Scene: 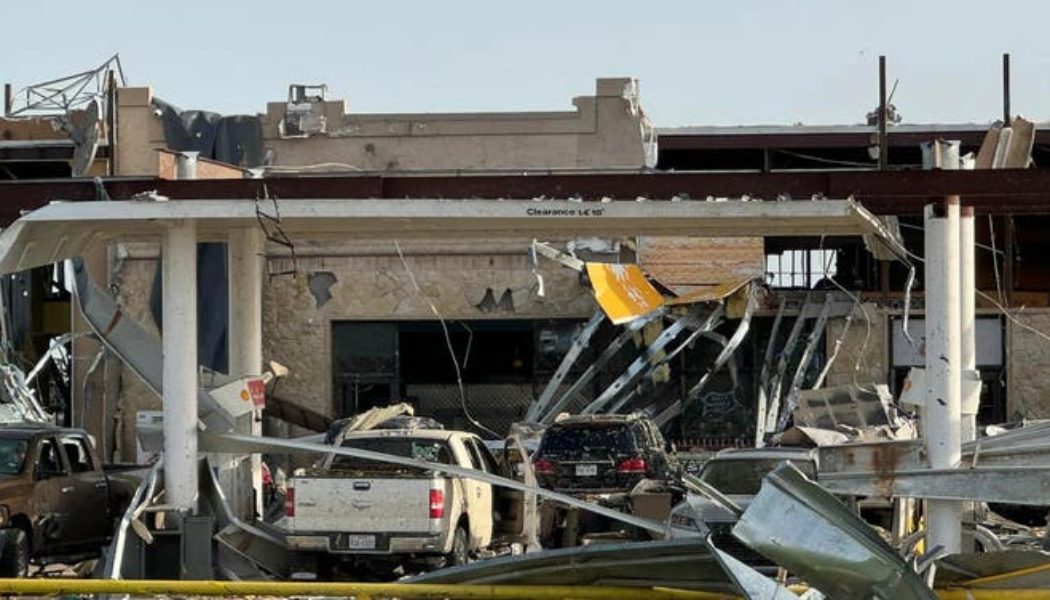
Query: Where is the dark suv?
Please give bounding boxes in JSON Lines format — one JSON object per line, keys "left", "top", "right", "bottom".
{"left": 532, "top": 414, "right": 677, "bottom": 494}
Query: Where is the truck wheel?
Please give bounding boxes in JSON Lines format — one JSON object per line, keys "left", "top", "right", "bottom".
{"left": 445, "top": 526, "right": 469, "bottom": 567}
{"left": 0, "top": 529, "right": 28, "bottom": 577}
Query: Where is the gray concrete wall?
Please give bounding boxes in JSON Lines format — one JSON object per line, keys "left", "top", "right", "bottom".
{"left": 1006, "top": 310, "right": 1050, "bottom": 419}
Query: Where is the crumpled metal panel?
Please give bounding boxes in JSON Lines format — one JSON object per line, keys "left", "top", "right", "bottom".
{"left": 732, "top": 462, "right": 934, "bottom": 600}
{"left": 935, "top": 549, "right": 1050, "bottom": 589}
{"left": 707, "top": 536, "right": 802, "bottom": 600}
{"left": 819, "top": 465, "right": 1050, "bottom": 505}
{"left": 407, "top": 538, "right": 732, "bottom": 589}
{"left": 71, "top": 257, "right": 235, "bottom": 432}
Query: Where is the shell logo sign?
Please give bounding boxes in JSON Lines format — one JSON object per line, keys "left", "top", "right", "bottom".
{"left": 238, "top": 380, "right": 266, "bottom": 405}
{"left": 247, "top": 378, "right": 266, "bottom": 407}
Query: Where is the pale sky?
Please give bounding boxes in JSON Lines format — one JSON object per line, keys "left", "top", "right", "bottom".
{"left": 2, "top": 0, "right": 1048, "bottom": 127}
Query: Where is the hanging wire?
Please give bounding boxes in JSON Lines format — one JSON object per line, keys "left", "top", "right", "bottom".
{"left": 393, "top": 240, "right": 500, "bottom": 439}
{"left": 899, "top": 222, "right": 1050, "bottom": 363}
{"left": 817, "top": 236, "right": 873, "bottom": 388}
{"left": 988, "top": 215, "right": 1006, "bottom": 307}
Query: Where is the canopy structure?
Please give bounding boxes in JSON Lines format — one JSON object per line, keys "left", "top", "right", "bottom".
{"left": 0, "top": 195, "right": 904, "bottom": 516}
{"left": 0, "top": 197, "right": 902, "bottom": 274}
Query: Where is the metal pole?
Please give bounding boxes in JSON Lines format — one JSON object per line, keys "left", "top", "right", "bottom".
{"left": 1003, "top": 53, "right": 1011, "bottom": 125}
{"left": 228, "top": 227, "right": 264, "bottom": 517}
{"left": 960, "top": 206, "right": 978, "bottom": 443}
{"left": 924, "top": 200, "right": 963, "bottom": 554}
{"left": 3, "top": 83, "right": 11, "bottom": 116}
{"left": 106, "top": 70, "right": 117, "bottom": 177}
{"left": 878, "top": 55, "right": 888, "bottom": 170}
{"left": 163, "top": 219, "right": 199, "bottom": 513}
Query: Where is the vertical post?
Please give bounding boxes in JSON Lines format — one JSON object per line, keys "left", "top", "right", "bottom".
{"left": 878, "top": 55, "right": 888, "bottom": 171}
{"left": 106, "top": 70, "right": 117, "bottom": 176}
{"left": 3, "top": 83, "right": 11, "bottom": 116}
{"left": 960, "top": 207, "right": 978, "bottom": 443}
{"left": 163, "top": 220, "right": 199, "bottom": 513}
{"left": 924, "top": 200, "right": 963, "bottom": 554}
{"left": 228, "top": 228, "right": 264, "bottom": 517}
{"left": 1002, "top": 53, "right": 1011, "bottom": 125}
{"left": 1004, "top": 216, "right": 1015, "bottom": 306}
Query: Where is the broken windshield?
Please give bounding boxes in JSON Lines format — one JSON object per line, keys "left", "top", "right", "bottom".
{"left": 539, "top": 424, "right": 635, "bottom": 459}
{"left": 330, "top": 438, "right": 453, "bottom": 474}
{"left": 699, "top": 458, "right": 816, "bottom": 496}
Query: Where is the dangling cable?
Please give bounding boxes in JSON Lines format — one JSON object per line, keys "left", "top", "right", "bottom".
{"left": 394, "top": 240, "right": 500, "bottom": 439}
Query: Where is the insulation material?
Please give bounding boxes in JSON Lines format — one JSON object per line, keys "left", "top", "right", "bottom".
{"left": 585, "top": 263, "right": 664, "bottom": 324}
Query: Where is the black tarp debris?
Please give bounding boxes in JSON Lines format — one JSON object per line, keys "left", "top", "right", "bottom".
{"left": 152, "top": 98, "right": 264, "bottom": 167}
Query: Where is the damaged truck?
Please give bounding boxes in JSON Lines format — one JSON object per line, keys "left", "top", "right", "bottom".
{"left": 283, "top": 427, "right": 526, "bottom": 575}
{"left": 0, "top": 424, "right": 142, "bottom": 576}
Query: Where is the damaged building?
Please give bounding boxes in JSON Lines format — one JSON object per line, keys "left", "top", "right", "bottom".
{"left": 8, "top": 53, "right": 1050, "bottom": 596}
{"left": 4, "top": 63, "right": 1050, "bottom": 458}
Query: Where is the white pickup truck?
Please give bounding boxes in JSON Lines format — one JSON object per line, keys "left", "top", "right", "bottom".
{"left": 283, "top": 429, "right": 508, "bottom": 572}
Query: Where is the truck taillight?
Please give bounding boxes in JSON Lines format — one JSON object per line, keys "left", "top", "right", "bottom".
{"left": 284, "top": 486, "right": 295, "bottom": 517}
{"left": 429, "top": 489, "right": 445, "bottom": 519}
{"left": 616, "top": 458, "right": 648, "bottom": 474}
{"left": 533, "top": 458, "right": 554, "bottom": 474}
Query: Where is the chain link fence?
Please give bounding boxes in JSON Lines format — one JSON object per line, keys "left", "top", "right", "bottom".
{"left": 406, "top": 382, "right": 597, "bottom": 438}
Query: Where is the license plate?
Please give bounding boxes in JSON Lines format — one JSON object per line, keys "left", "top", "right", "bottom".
{"left": 575, "top": 464, "right": 598, "bottom": 477}
{"left": 340, "top": 534, "right": 376, "bottom": 550}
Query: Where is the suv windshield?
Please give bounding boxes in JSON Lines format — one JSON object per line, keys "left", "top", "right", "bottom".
{"left": 330, "top": 437, "right": 453, "bottom": 474}
{"left": 540, "top": 423, "right": 635, "bottom": 459}
{"left": 699, "top": 458, "right": 816, "bottom": 495}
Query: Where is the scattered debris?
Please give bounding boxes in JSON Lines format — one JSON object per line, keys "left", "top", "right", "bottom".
{"left": 732, "top": 462, "right": 936, "bottom": 600}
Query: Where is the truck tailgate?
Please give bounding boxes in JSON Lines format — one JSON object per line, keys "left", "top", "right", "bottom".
{"left": 292, "top": 477, "right": 435, "bottom": 533}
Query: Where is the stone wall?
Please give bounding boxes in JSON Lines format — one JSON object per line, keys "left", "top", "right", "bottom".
{"left": 116, "top": 77, "right": 654, "bottom": 175}
{"left": 108, "top": 241, "right": 596, "bottom": 425}
{"left": 1006, "top": 309, "right": 1050, "bottom": 419}
{"left": 823, "top": 303, "right": 889, "bottom": 388}
{"left": 261, "top": 247, "right": 595, "bottom": 416}
{"left": 260, "top": 77, "right": 653, "bottom": 170}
{"left": 110, "top": 258, "right": 163, "bottom": 462}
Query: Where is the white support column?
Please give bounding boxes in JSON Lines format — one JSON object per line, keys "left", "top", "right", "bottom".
{"left": 960, "top": 207, "right": 979, "bottom": 443}
{"left": 228, "top": 229, "right": 264, "bottom": 378}
{"left": 924, "top": 200, "right": 962, "bottom": 554}
{"left": 228, "top": 228, "right": 264, "bottom": 517}
{"left": 163, "top": 220, "right": 199, "bottom": 513}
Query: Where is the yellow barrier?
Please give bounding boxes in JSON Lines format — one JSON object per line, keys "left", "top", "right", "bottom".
{"left": 0, "top": 578, "right": 734, "bottom": 599}
{"left": 0, "top": 577, "right": 1045, "bottom": 599}
{"left": 939, "top": 592, "right": 1050, "bottom": 600}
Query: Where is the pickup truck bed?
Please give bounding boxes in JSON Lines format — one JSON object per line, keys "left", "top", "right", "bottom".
{"left": 283, "top": 429, "right": 506, "bottom": 572}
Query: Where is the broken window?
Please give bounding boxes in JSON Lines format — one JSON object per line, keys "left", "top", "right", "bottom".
{"left": 763, "top": 237, "right": 881, "bottom": 291}
{"left": 765, "top": 249, "right": 836, "bottom": 289}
